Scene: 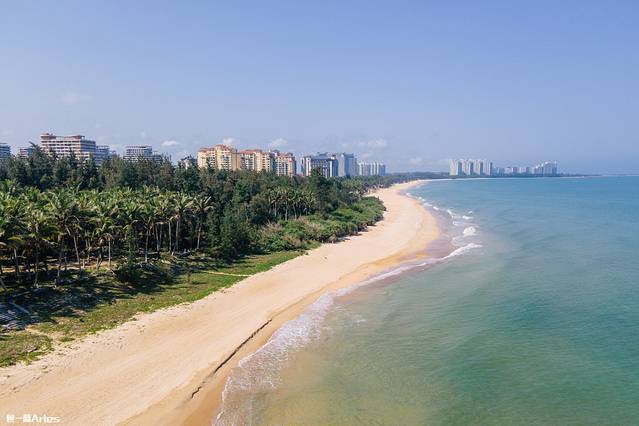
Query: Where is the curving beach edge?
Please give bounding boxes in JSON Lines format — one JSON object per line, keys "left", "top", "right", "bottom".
{"left": 0, "top": 180, "right": 439, "bottom": 426}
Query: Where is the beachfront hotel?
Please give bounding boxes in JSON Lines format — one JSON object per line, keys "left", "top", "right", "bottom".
{"left": 38, "top": 133, "right": 112, "bottom": 165}
{"left": 301, "top": 152, "right": 362, "bottom": 178}
{"left": 40, "top": 133, "right": 96, "bottom": 162}
{"left": 358, "top": 161, "right": 386, "bottom": 176}
{"left": 123, "top": 145, "right": 167, "bottom": 164}
{"left": 197, "top": 144, "right": 297, "bottom": 176}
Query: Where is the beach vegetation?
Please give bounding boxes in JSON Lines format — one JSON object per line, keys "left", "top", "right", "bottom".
{"left": 0, "top": 153, "right": 410, "bottom": 366}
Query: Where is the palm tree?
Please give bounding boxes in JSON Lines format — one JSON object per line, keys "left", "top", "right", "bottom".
{"left": 23, "top": 208, "right": 52, "bottom": 287}
{"left": 45, "top": 190, "right": 79, "bottom": 285}
{"left": 91, "top": 197, "right": 115, "bottom": 269}
{"left": 0, "top": 192, "right": 26, "bottom": 284}
{"left": 192, "top": 194, "right": 213, "bottom": 250}
{"left": 171, "top": 193, "right": 194, "bottom": 253}
{"left": 139, "top": 188, "right": 159, "bottom": 263}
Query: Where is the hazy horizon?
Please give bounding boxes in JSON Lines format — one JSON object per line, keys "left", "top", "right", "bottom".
{"left": 1, "top": 1, "right": 638, "bottom": 174}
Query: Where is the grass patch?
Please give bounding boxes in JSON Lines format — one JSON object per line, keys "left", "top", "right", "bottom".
{"left": 0, "top": 332, "right": 52, "bottom": 367}
{"left": 0, "top": 251, "right": 303, "bottom": 367}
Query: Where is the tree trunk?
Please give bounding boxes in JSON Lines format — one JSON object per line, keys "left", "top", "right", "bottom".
{"left": 33, "top": 250, "right": 39, "bottom": 287}
{"left": 196, "top": 219, "right": 202, "bottom": 251}
{"left": 96, "top": 245, "right": 102, "bottom": 270}
{"left": 0, "top": 262, "right": 7, "bottom": 297}
{"left": 73, "top": 235, "right": 81, "bottom": 270}
{"left": 0, "top": 269, "right": 7, "bottom": 302}
{"left": 56, "top": 239, "right": 64, "bottom": 286}
{"left": 174, "top": 219, "right": 180, "bottom": 253}
{"left": 144, "top": 229, "right": 150, "bottom": 263}
{"left": 155, "top": 225, "right": 161, "bottom": 258}
{"left": 13, "top": 248, "right": 20, "bottom": 283}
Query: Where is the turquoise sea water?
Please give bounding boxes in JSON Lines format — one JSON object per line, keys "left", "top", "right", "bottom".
{"left": 217, "top": 176, "right": 639, "bottom": 425}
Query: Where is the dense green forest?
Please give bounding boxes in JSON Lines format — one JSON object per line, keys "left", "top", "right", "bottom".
{"left": 0, "top": 148, "right": 418, "bottom": 292}
{"left": 0, "top": 148, "right": 445, "bottom": 365}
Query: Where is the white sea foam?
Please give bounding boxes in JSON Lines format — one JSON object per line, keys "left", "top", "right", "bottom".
{"left": 442, "top": 242, "right": 483, "bottom": 259}
{"left": 217, "top": 291, "right": 340, "bottom": 424}
{"left": 462, "top": 215, "right": 473, "bottom": 220}
{"left": 463, "top": 226, "right": 477, "bottom": 237}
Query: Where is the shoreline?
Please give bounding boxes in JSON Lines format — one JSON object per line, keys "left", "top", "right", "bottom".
{"left": 0, "top": 180, "right": 439, "bottom": 426}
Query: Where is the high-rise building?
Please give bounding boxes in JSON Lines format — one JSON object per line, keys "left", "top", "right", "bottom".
{"left": 95, "top": 145, "right": 113, "bottom": 165}
{"left": 450, "top": 159, "right": 493, "bottom": 176}
{"left": 301, "top": 152, "right": 358, "bottom": 178}
{"left": 123, "top": 145, "right": 152, "bottom": 160}
{"left": 462, "top": 159, "right": 475, "bottom": 175}
{"left": 198, "top": 144, "right": 297, "bottom": 176}
{"left": 178, "top": 156, "right": 197, "bottom": 169}
{"left": 40, "top": 133, "right": 98, "bottom": 163}
{"left": 450, "top": 159, "right": 463, "bottom": 176}
{"left": 273, "top": 151, "right": 297, "bottom": 176}
{"left": 473, "top": 159, "right": 484, "bottom": 176}
{"left": 18, "top": 147, "right": 34, "bottom": 159}
{"left": 239, "top": 149, "right": 276, "bottom": 173}
{"left": 334, "top": 153, "right": 358, "bottom": 177}
{"left": 0, "top": 143, "right": 11, "bottom": 159}
{"left": 197, "top": 144, "right": 241, "bottom": 170}
{"left": 358, "top": 162, "right": 386, "bottom": 176}
{"left": 123, "top": 145, "right": 167, "bottom": 164}
{"left": 301, "top": 153, "right": 338, "bottom": 178}
{"left": 541, "top": 161, "right": 558, "bottom": 176}
{"left": 482, "top": 160, "right": 493, "bottom": 176}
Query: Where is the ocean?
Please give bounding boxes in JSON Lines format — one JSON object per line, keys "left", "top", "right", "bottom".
{"left": 216, "top": 176, "right": 639, "bottom": 425}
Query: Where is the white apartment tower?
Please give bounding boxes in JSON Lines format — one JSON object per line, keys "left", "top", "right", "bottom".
{"left": 450, "top": 159, "right": 493, "bottom": 177}
{"left": 40, "top": 133, "right": 98, "bottom": 163}
{"left": 123, "top": 145, "right": 167, "bottom": 164}
{"left": 358, "top": 162, "right": 386, "bottom": 176}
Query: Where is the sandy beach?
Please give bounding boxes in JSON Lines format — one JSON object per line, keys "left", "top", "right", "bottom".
{"left": 0, "top": 180, "right": 439, "bottom": 425}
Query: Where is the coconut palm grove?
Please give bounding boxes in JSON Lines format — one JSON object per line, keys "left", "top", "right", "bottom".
{"left": 0, "top": 148, "right": 441, "bottom": 366}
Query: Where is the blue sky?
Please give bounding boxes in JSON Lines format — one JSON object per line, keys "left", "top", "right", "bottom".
{"left": 1, "top": 1, "right": 638, "bottom": 173}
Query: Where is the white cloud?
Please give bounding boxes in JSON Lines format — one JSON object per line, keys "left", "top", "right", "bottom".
{"left": 222, "top": 137, "right": 238, "bottom": 147}
{"left": 161, "top": 140, "right": 180, "bottom": 147}
{"left": 409, "top": 157, "right": 423, "bottom": 165}
{"left": 61, "top": 91, "right": 91, "bottom": 105}
{"left": 357, "top": 139, "right": 388, "bottom": 149}
{"left": 269, "top": 138, "right": 289, "bottom": 148}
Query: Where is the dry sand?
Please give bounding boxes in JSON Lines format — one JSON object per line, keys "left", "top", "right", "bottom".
{"left": 0, "top": 180, "right": 438, "bottom": 425}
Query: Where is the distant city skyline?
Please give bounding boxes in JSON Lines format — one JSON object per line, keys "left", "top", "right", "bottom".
{"left": 1, "top": 2, "right": 638, "bottom": 174}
